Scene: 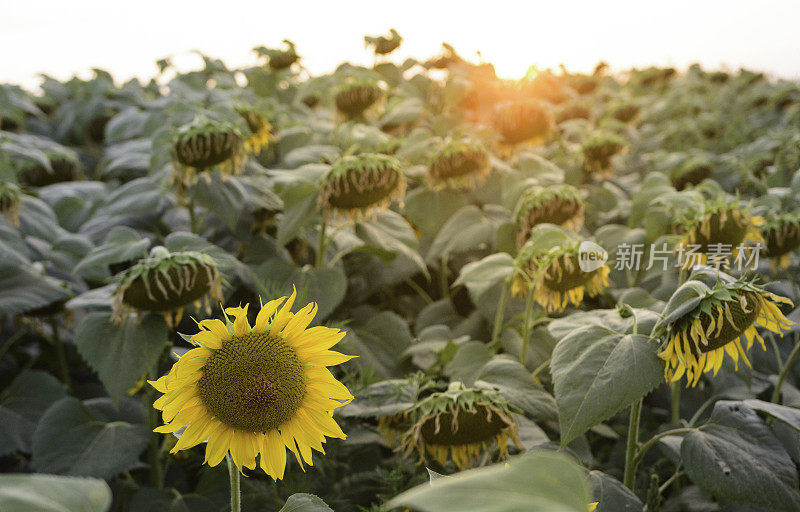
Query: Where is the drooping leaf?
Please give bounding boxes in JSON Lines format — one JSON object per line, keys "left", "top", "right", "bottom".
{"left": 0, "top": 474, "right": 112, "bottom": 512}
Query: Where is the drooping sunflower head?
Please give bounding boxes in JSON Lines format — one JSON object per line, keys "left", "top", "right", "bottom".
{"left": 581, "top": 131, "right": 626, "bottom": 177}
{"left": 335, "top": 79, "right": 383, "bottom": 118}
{"left": 512, "top": 226, "right": 609, "bottom": 313}
{"left": 761, "top": 211, "right": 800, "bottom": 270}
{"left": 556, "top": 102, "right": 593, "bottom": 125}
{"left": 254, "top": 40, "right": 300, "bottom": 71}
{"left": 671, "top": 155, "right": 713, "bottom": 191}
{"left": 318, "top": 153, "right": 406, "bottom": 221}
{"left": 609, "top": 102, "right": 641, "bottom": 123}
{"left": 0, "top": 181, "right": 21, "bottom": 227}
{"left": 235, "top": 105, "right": 273, "bottom": 154}
{"left": 676, "top": 196, "right": 765, "bottom": 268}
{"left": 171, "top": 119, "right": 247, "bottom": 193}
{"left": 399, "top": 382, "right": 522, "bottom": 470}
{"left": 492, "top": 99, "right": 553, "bottom": 145}
{"left": 514, "top": 185, "right": 585, "bottom": 246}
{"left": 655, "top": 269, "right": 794, "bottom": 387}
{"left": 19, "top": 149, "right": 81, "bottom": 187}
{"left": 149, "top": 287, "right": 354, "bottom": 478}
{"left": 112, "top": 246, "right": 223, "bottom": 327}
{"left": 427, "top": 138, "right": 491, "bottom": 189}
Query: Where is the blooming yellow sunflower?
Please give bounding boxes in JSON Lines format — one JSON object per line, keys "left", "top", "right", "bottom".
{"left": 675, "top": 197, "right": 764, "bottom": 269}
{"left": 761, "top": 212, "right": 800, "bottom": 270}
{"left": 398, "top": 382, "right": 522, "bottom": 471}
{"left": 318, "top": 153, "right": 406, "bottom": 221}
{"left": 655, "top": 272, "right": 794, "bottom": 387}
{"left": 512, "top": 228, "right": 610, "bottom": 314}
{"left": 149, "top": 287, "right": 355, "bottom": 478}
{"left": 427, "top": 138, "right": 491, "bottom": 189}
{"left": 514, "top": 185, "right": 585, "bottom": 247}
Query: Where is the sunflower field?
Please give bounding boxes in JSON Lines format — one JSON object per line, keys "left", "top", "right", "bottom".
{"left": 2, "top": 33, "right": 800, "bottom": 512}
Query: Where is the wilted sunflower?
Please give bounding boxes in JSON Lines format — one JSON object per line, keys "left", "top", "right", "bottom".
{"left": 582, "top": 131, "right": 626, "bottom": 177}
{"left": 556, "top": 102, "right": 593, "bottom": 124}
{"left": 492, "top": 99, "right": 553, "bottom": 145}
{"left": 0, "top": 181, "right": 21, "bottom": 227}
{"left": 512, "top": 232, "right": 609, "bottom": 314}
{"left": 761, "top": 212, "right": 800, "bottom": 270}
{"left": 112, "top": 247, "right": 223, "bottom": 327}
{"left": 514, "top": 185, "right": 585, "bottom": 246}
{"left": 335, "top": 80, "right": 383, "bottom": 118}
{"left": 609, "top": 102, "right": 640, "bottom": 123}
{"left": 318, "top": 153, "right": 406, "bottom": 221}
{"left": 18, "top": 150, "right": 81, "bottom": 187}
{"left": 171, "top": 119, "right": 247, "bottom": 194}
{"left": 235, "top": 106, "right": 272, "bottom": 154}
{"left": 365, "top": 29, "right": 402, "bottom": 56}
{"left": 398, "top": 382, "right": 522, "bottom": 470}
{"left": 655, "top": 272, "right": 794, "bottom": 387}
{"left": 675, "top": 197, "right": 764, "bottom": 268}
{"left": 671, "top": 156, "right": 713, "bottom": 191}
{"left": 149, "top": 288, "right": 354, "bottom": 478}
{"left": 427, "top": 138, "right": 490, "bottom": 189}
{"left": 253, "top": 40, "right": 300, "bottom": 71}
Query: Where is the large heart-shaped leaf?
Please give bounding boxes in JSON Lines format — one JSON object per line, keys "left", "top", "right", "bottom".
{"left": 0, "top": 371, "right": 67, "bottom": 455}
{"left": 386, "top": 450, "right": 591, "bottom": 512}
{"left": 681, "top": 401, "right": 800, "bottom": 512}
{"left": 551, "top": 327, "right": 663, "bottom": 444}
{"left": 475, "top": 357, "right": 557, "bottom": 422}
{"left": 0, "top": 474, "right": 112, "bottom": 512}
{"left": 279, "top": 493, "right": 334, "bottom": 512}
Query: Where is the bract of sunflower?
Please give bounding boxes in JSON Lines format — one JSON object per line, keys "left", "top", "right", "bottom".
{"left": 514, "top": 185, "right": 585, "bottom": 247}
{"left": 334, "top": 79, "right": 383, "bottom": 118}
{"left": 0, "top": 181, "right": 21, "bottom": 227}
{"left": 318, "top": 153, "right": 406, "bottom": 222}
{"left": 149, "top": 287, "right": 354, "bottom": 479}
{"left": 674, "top": 196, "right": 765, "bottom": 269}
{"left": 397, "top": 382, "right": 522, "bottom": 471}
{"left": 111, "top": 246, "right": 223, "bottom": 327}
{"left": 512, "top": 227, "right": 609, "bottom": 314}
{"left": 492, "top": 99, "right": 553, "bottom": 146}
{"left": 654, "top": 269, "right": 794, "bottom": 387}
{"left": 427, "top": 138, "right": 490, "bottom": 189}
{"left": 761, "top": 211, "right": 800, "bottom": 270}
{"left": 170, "top": 118, "right": 247, "bottom": 195}
{"left": 235, "top": 105, "right": 273, "bottom": 154}
{"left": 581, "top": 131, "right": 626, "bottom": 177}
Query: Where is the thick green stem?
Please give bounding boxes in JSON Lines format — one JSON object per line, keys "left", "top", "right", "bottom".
{"left": 227, "top": 454, "right": 241, "bottom": 512}
{"left": 50, "top": 318, "right": 72, "bottom": 392}
{"left": 439, "top": 255, "right": 449, "bottom": 300}
{"left": 315, "top": 219, "right": 328, "bottom": 268}
{"left": 632, "top": 428, "right": 694, "bottom": 468}
{"left": 670, "top": 382, "right": 681, "bottom": 424}
{"left": 490, "top": 279, "right": 510, "bottom": 349}
{"left": 520, "top": 286, "right": 536, "bottom": 365}
{"left": 623, "top": 399, "right": 643, "bottom": 491}
{"left": 771, "top": 334, "right": 800, "bottom": 404}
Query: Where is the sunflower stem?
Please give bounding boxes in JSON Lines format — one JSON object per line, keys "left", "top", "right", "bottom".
{"left": 227, "top": 454, "right": 241, "bottom": 512}
{"left": 623, "top": 398, "right": 643, "bottom": 491}
{"left": 632, "top": 428, "right": 694, "bottom": 468}
{"left": 670, "top": 382, "right": 681, "bottom": 424}
{"left": 490, "top": 278, "right": 510, "bottom": 349}
{"left": 315, "top": 219, "right": 328, "bottom": 268}
{"left": 520, "top": 285, "right": 536, "bottom": 365}
{"left": 771, "top": 333, "right": 800, "bottom": 404}
{"left": 439, "top": 255, "right": 449, "bottom": 299}
{"left": 50, "top": 318, "right": 72, "bottom": 392}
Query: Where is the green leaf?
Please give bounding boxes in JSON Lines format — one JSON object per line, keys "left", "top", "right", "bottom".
{"left": 475, "top": 357, "right": 558, "bottom": 422}
{"left": 588, "top": 471, "right": 643, "bottom": 512}
{"left": 354, "top": 210, "right": 427, "bottom": 277}
{"left": 73, "top": 226, "right": 149, "bottom": 280}
{"left": 129, "top": 488, "right": 217, "bottom": 512}
{"left": 289, "top": 266, "right": 347, "bottom": 321}
{"left": 279, "top": 493, "right": 334, "bottom": 512}
{"left": 682, "top": 400, "right": 800, "bottom": 512}
{"left": 0, "top": 265, "right": 71, "bottom": 315}
{"left": 445, "top": 341, "right": 492, "bottom": 386}
{"left": 743, "top": 399, "right": 800, "bottom": 432}
{"left": 0, "top": 371, "right": 67, "bottom": 455}
{"left": 551, "top": 329, "right": 663, "bottom": 444}
{"left": 426, "top": 205, "right": 502, "bottom": 262}
{"left": 32, "top": 397, "right": 149, "bottom": 479}
{"left": 75, "top": 313, "right": 169, "bottom": 406}
{"left": 344, "top": 310, "right": 413, "bottom": 378}
{"left": 386, "top": 450, "right": 591, "bottom": 512}
{"left": 0, "top": 474, "right": 112, "bottom": 512}
{"left": 453, "top": 252, "right": 514, "bottom": 298}
{"left": 403, "top": 187, "right": 468, "bottom": 238}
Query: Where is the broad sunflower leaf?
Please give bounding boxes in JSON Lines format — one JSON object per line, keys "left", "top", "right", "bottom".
{"left": 129, "top": 488, "right": 217, "bottom": 512}
{"left": 743, "top": 399, "right": 800, "bottom": 432}
{"left": 32, "top": 397, "right": 149, "bottom": 479}
{"left": 475, "top": 357, "right": 558, "bottom": 422}
{"left": 681, "top": 401, "right": 800, "bottom": 512}
{"left": 0, "top": 474, "right": 112, "bottom": 512}
{"left": 426, "top": 205, "right": 503, "bottom": 262}
{"left": 386, "top": 450, "right": 591, "bottom": 512}
{"left": 588, "top": 471, "right": 643, "bottom": 512}
{"left": 74, "top": 312, "right": 169, "bottom": 406}
{"left": 551, "top": 329, "right": 663, "bottom": 444}
{"left": 453, "top": 252, "right": 514, "bottom": 298}
{"left": 0, "top": 265, "right": 71, "bottom": 316}
{"left": 0, "top": 371, "right": 67, "bottom": 456}
{"left": 73, "top": 226, "right": 149, "bottom": 280}
{"left": 279, "top": 493, "right": 334, "bottom": 512}
{"left": 344, "top": 309, "right": 413, "bottom": 378}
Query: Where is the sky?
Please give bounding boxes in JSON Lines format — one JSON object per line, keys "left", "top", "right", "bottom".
{"left": 2, "top": 1, "right": 800, "bottom": 90}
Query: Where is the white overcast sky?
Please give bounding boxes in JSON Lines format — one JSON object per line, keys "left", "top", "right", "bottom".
{"left": 2, "top": 0, "right": 799, "bottom": 90}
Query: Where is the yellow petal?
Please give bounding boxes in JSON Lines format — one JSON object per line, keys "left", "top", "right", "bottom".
{"left": 269, "top": 286, "right": 297, "bottom": 337}
{"left": 225, "top": 304, "right": 251, "bottom": 337}
{"left": 255, "top": 296, "right": 286, "bottom": 332}
{"left": 205, "top": 425, "right": 234, "bottom": 467}
{"left": 191, "top": 330, "right": 223, "bottom": 350}
{"left": 198, "top": 319, "right": 231, "bottom": 341}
